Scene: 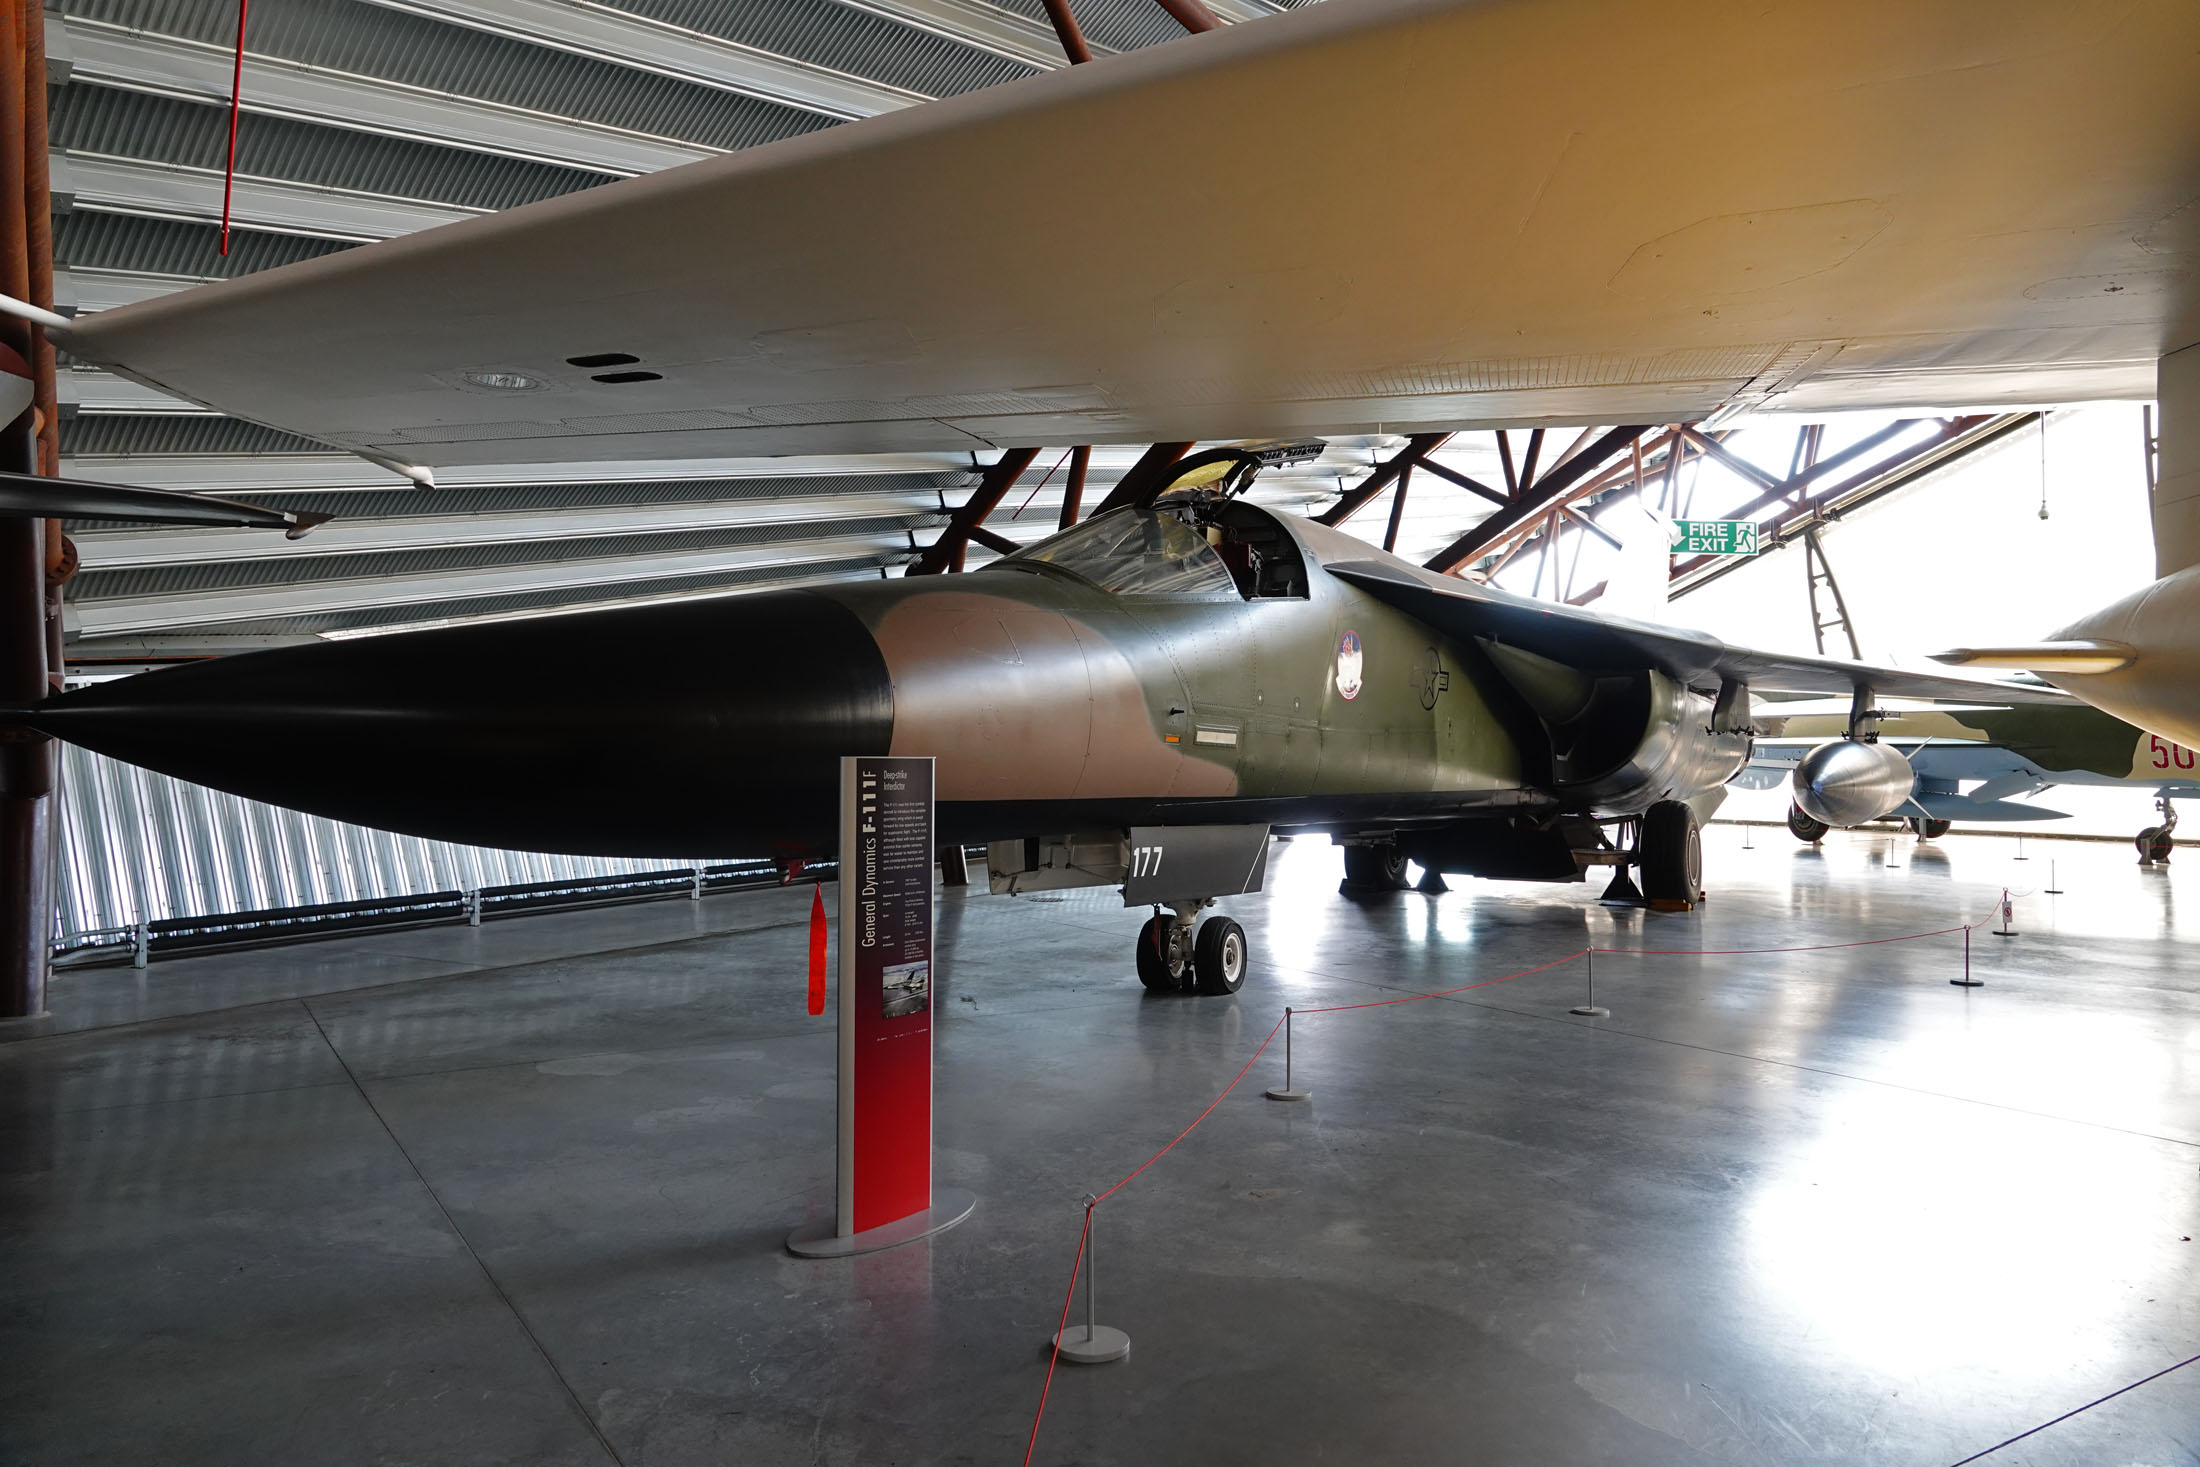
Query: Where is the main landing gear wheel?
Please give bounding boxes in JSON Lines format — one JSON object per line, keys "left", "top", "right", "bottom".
{"left": 1909, "top": 817, "right": 1952, "bottom": 840}
{"left": 1640, "top": 800, "right": 1702, "bottom": 908}
{"left": 1341, "top": 841, "right": 1411, "bottom": 891}
{"left": 2139, "top": 794, "right": 2179, "bottom": 864}
{"left": 1787, "top": 803, "right": 1830, "bottom": 844}
{"left": 1193, "top": 917, "right": 1248, "bottom": 995}
{"left": 1135, "top": 915, "right": 1190, "bottom": 992}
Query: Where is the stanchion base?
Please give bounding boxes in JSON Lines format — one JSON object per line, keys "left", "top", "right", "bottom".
{"left": 786, "top": 1188, "right": 976, "bottom": 1259}
{"left": 1950, "top": 978, "right": 1985, "bottom": 987}
{"left": 2045, "top": 888, "right": 2063, "bottom": 895}
{"left": 1264, "top": 1086, "right": 1311, "bottom": 1102}
{"left": 1992, "top": 929, "right": 2017, "bottom": 937}
{"left": 1051, "top": 1324, "right": 1130, "bottom": 1364}
{"left": 1570, "top": 1005, "right": 1610, "bottom": 1017}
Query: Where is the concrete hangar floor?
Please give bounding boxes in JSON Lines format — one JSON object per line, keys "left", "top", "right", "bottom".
{"left": 1, "top": 829, "right": 2195, "bottom": 1465}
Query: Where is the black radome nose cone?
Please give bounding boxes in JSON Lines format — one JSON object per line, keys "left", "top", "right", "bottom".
{"left": 25, "top": 590, "right": 893, "bottom": 857}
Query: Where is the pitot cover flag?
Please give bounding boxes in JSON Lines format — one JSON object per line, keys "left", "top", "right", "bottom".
{"left": 807, "top": 885, "right": 827, "bottom": 1016}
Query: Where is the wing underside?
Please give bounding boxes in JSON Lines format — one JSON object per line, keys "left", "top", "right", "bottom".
{"left": 50, "top": 0, "right": 2200, "bottom": 469}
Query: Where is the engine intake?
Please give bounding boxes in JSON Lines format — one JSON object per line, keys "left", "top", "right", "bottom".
{"left": 1792, "top": 739, "right": 1915, "bottom": 827}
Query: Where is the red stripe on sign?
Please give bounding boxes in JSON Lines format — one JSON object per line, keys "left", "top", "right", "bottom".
{"left": 807, "top": 885, "right": 827, "bottom": 1015}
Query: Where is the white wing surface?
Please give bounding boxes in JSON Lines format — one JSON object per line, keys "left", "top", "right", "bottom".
{"left": 58, "top": 0, "right": 2200, "bottom": 470}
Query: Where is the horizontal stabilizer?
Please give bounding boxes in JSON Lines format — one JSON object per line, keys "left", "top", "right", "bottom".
{"left": 1909, "top": 793, "right": 2067, "bottom": 822}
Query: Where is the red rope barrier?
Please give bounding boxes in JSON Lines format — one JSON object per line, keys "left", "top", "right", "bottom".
{"left": 1020, "top": 1208, "right": 1091, "bottom": 1467}
{"left": 1021, "top": 900, "right": 2022, "bottom": 1461}
{"left": 1592, "top": 924, "right": 1978, "bottom": 956}
{"left": 1295, "top": 949, "right": 1589, "bottom": 1014}
{"left": 1094, "top": 1012, "right": 1285, "bottom": 1204}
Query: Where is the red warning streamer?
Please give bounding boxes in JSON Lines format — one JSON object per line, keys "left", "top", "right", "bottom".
{"left": 806, "top": 885, "right": 827, "bottom": 1015}
{"left": 219, "top": 0, "right": 248, "bottom": 255}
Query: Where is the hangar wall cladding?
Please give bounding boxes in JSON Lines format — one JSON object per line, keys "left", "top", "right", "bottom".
{"left": 50, "top": 745, "right": 729, "bottom": 953}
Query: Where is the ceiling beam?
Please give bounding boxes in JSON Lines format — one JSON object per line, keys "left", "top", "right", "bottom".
{"left": 66, "top": 155, "right": 485, "bottom": 242}
{"left": 71, "top": 493, "right": 954, "bottom": 570}
{"left": 835, "top": 0, "right": 1087, "bottom": 69}
{"left": 71, "top": 532, "right": 918, "bottom": 636}
{"left": 59, "top": 18, "right": 715, "bottom": 178}
{"left": 1314, "top": 432, "right": 1450, "bottom": 527}
{"left": 1422, "top": 426, "right": 1654, "bottom": 574}
{"left": 907, "top": 446, "right": 1041, "bottom": 573}
{"left": 358, "top": 0, "right": 929, "bottom": 121}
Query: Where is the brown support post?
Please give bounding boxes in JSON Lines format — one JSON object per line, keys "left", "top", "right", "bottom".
{"left": 1515, "top": 428, "right": 1545, "bottom": 491}
{"left": 1087, "top": 441, "right": 1193, "bottom": 517}
{"left": 1381, "top": 462, "right": 1412, "bottom": 553}
{"left": 908, "top": 447, "right": 1043, "bottom": 575}
{"left": 1410, "top": 454, "right": 1507, "bottom": 506}
{"left": 1151, "top": 0, "right": 1221, "bottom": 33}
{"left": 1039, "top": 0, "right": 1094, "bottom": 63}
{"left": 1496, "top": 431, "right": 1518, "bottom": 496}
{"left": 1423, "top": 426, "right": 1652, "bottom": 575}
{"left": 1, "top": 0, "right": 56, "bottom": 1020}
{"left": 1314, "top": 432, "right": 1449, "bottom": 527}
{"left": 1057, "top": 444, "right": 1090, "bottom": 530}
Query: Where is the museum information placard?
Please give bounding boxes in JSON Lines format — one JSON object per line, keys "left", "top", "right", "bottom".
{"left": 837, "top": 755, "right": 935, "bottom": 1235}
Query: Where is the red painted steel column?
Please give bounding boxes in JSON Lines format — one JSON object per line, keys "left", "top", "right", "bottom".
{"left": 1, "top": 0, "right": 57, "bottom": 1019}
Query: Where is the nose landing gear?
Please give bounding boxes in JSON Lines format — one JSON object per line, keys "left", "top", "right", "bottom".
{"left": 2138, "top": 796, "right": 2178, "bottom": 865}
{"left": 1136, "top": 901, "right": 1249, "bottom": 995}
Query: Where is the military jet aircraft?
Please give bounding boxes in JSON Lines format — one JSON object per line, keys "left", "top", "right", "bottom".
{"left": 0, "top": 0, "right": 2191, "bottom": 995}
{"left": 5, "top": 452, "right": 2063, "bottom": 994}
{"left": 1739, "top": 699, "right": 2198, "bottom": 861}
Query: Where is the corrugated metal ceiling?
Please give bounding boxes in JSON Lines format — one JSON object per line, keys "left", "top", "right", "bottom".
{"left": 46, "top": 0, "right": 1295, "bottom": 646}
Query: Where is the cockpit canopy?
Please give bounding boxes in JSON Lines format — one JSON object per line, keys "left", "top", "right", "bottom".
{"left": 989, "top": 496, "right": 1309, "bottom": 600}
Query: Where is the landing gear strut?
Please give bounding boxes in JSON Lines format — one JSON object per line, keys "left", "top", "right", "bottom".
{"left": 2138, "top": 796, "right": 2178, "bottom": 865}
{"left": 1136, "top": 901, "right": 1248, "bottom": 995}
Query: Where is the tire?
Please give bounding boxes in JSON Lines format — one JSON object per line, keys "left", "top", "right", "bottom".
{"left": 1342, "top": 842, "right": 1410, "bottom": 890}
{"left": 1922, "top": 818, "right": 1951, "bottom": 840}
{"left": 1136, "top": 915, "right": 1188, "bottom": 992}
{"left": 1192, "top": 916, "right": 1248, "bottom": 996}
{"left": 1787, "top": 803, "right": 1829, "bottom": 844}
{"left": 2139, "top": 828, "right": 2175, "bottom": 864}
{"left": 1641, "top": 801, "right": 1702, "bottom": 904}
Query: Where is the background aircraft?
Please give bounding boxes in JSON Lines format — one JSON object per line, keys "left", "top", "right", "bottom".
{"left": 1739, "top": 699, "right": 2199, "bottom": 860}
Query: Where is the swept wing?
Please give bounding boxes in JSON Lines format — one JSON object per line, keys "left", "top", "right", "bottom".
{"left": 46, "top": 0, "right": 2200, "bottom": 470}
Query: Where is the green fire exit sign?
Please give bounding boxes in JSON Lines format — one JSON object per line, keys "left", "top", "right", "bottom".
{"left": 1672, "top": 520, "right": 1761, "bottom": 556}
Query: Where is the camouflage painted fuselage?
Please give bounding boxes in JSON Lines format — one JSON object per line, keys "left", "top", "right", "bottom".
{"left": 20, "top": 503, "right": 1752, "bottom": 860}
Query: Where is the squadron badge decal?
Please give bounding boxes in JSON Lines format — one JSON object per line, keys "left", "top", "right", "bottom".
{"left": 1335, "top": 629, "right": 1364, "bottom": 701}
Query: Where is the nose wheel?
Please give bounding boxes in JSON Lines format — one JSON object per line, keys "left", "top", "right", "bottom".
{"left": 1787, "top": 803, "right": 1830, "bottom": 843}
{"left": 1135, "top": 903, "right": 1248, "bottom": 995}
